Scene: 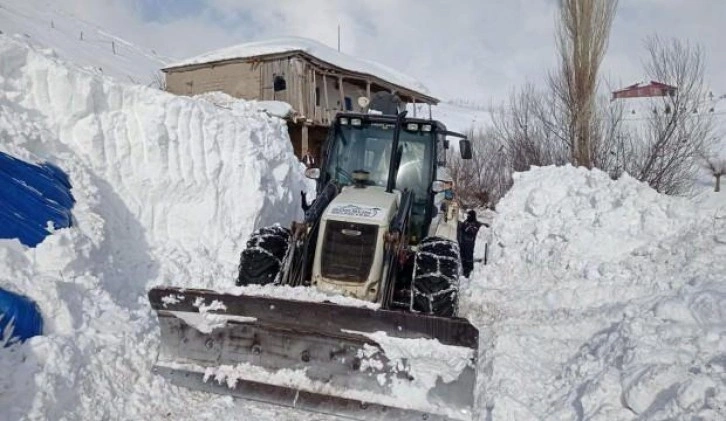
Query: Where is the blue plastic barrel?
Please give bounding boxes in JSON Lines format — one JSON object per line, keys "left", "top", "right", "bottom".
{"left": 0, "top": 152, "right": 75, "bottom": 247}
{"left": 0, "top": 287, "right": 43, "bottom": 345}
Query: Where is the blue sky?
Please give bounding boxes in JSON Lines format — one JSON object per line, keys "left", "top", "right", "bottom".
{"left": 56, "top": 0, "right": 726, "bottom": 105}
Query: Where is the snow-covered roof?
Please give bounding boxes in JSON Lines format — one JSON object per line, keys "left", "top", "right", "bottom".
{"left": 164, "top": 36, "right": 433, "bottom": 99}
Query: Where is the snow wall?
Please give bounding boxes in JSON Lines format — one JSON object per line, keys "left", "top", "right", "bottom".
{"left": 0, "top": 33, "right": 310, "bottom": 420}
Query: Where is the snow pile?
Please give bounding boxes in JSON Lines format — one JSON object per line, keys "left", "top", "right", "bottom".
{"left": 194, "top": 91, "right": 294, "bottom": 120}
{"left": 462, "top": 165, "right": 726, "bottom": 420}
{"left": 0, "top": 34, "right": 317, "bottom": 420}
{"left": 225, "top": 284, "right": 381, "bottom": 309}
{"left": 166, "top": 36, "right": 431, "bottom": 96}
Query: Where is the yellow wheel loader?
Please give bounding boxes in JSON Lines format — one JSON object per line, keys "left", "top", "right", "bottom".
{"left": 148, "top": 105, "right": 480, "bottom": 420}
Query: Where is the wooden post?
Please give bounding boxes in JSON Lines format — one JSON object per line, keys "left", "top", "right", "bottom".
{"left": 339, "top": 76, "right": 345, "bottom": 111}
{"left": 366, "top": 80, "right": 371, "bottom": 100}
{"left": 302, "top": 124, "right": 309, "bottom": 154}
{"left": 323, "top": 74, "right": 330, "bottom": 123}
{"left": 312, "top": 71, "right": 317, "bottom": 122}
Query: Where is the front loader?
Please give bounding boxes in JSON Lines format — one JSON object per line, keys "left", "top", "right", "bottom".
{"left": 148, "top": 105, "right": 480, "bottom": 420}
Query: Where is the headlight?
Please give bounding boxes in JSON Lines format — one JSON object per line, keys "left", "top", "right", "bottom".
{"left": 407, "top": 123, "right": 419, "bottom": 131}
{"left": 340, "top": 117, "right": 349, "bottom": 125}
{"left": 351, "top": 118, "right": 362, "bottom": 126}
{"left": 422, "top": 124, "right": 432, "bottom": 132}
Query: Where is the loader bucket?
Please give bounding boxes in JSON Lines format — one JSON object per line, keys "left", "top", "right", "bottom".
{"left": 148, "top": 286, "right": 480, "bottom": 420}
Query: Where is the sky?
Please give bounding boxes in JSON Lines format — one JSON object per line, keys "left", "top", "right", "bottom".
{"left": 48, "top": 0, "right": 726, "bottom": 106}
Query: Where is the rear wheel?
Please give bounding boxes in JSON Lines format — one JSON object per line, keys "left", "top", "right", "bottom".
{"left": 237, "top": 225, "right": 291, "bottom": 286}
{"left": 411, "top": 236, "right": 461, "bottom": 317}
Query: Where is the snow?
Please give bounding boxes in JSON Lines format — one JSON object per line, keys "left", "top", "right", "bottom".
{"left": 165, "top": 36, "right": 432, "bottom": 97}
{"left": 344, "top": 330, "right": 474, "bottom": 385}
{"left": 460, "top": 165, "right": 726, "bottom": 420}
{"left": 0, "top": 34, "right": 318, "bottom": 420}
{"left": 223, "top": 284, "right": 381, "bottom": 309}
{"left": 1, "top": 4, "right": 726, "bottom": 420}
{"left": 194, "top": 91, "right": 294, "bottom": 120}
{"left": 0, "top": 0, "right": 170, "bottom": 85}
{"left": 418, "top": 101, "right": 494, "bottom": 134}
{"left": 180, "top": 353, "right": 471, "bottom": 420}
{"left": 169, "top": 312, "right": 257, "bottom": 335}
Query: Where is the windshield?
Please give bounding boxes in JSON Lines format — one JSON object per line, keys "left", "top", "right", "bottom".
{"left": 326, "top": 121, "right": 435, "bottom": 241}
{"left": 327, "top": 122, "right": 433, "bottom": 195}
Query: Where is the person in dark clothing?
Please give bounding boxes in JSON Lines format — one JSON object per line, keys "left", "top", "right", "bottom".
{"left": 458, "top": 210, "right": 485, "bottom": 278}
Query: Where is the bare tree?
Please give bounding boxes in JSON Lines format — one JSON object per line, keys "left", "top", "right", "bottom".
{"left": 448, "top": 128, "right": 511, "bottom": 209}
{"left": 493, "top": 85, "right": 568, "bottom": 171}
{"left": 551, "top": 0, "right": 619, "bottom": 168}
{"left": 623, "top": 36, "right": 714, "bottom": 195}
{"left": 702, "top": 154, "right": 726, "bottom": 192}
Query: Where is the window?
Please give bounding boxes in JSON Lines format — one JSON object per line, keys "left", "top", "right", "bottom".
{"left": 273, "top": 75, "right": 286, "bottom": 92}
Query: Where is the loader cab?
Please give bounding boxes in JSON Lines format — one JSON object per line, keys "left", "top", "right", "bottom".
{"left": 313, "top": 113, "right": 462, "bottom": 243}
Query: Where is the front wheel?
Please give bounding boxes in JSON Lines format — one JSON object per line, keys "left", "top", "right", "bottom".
{"left": 411, "top": 236, "right": 461, "bottom": 317}
{"left": 237, "top": 225, "right": 291, "bottom": 286}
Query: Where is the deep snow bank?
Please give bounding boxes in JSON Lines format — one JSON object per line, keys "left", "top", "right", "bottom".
{"left": 0, "top": 34, "right": 319, "bottom": 420}
{"left": 1, "top": 32, "right": 306, "bottom": 291}
{"left": 462, "top": 165, "right": 726, "bottom": 420}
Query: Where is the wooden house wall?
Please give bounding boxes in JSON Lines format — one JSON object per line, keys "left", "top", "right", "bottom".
{"left": 165, "top": 61, "right": 261, "bottom": 99}
{"left": 164, "top": 54, "right": 432, "bottom": 127}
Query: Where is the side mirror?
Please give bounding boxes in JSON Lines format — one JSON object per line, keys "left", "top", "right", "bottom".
{"left": 305, "top": 167, "right": 320, "bottom": 179}
{"left": 460, "top": 139, "right": 473, "bottom": 159}
{"left": 431, "top": 180, "right": 449, "bottom": 193}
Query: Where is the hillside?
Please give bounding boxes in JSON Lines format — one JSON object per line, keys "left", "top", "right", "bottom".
{"left": 0, "top": 0, "right": 170, "bottom": 85}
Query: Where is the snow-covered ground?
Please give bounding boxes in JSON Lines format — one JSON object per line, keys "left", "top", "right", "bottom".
{"left": 0, "top": 0, "right": 170, "bottom": 85}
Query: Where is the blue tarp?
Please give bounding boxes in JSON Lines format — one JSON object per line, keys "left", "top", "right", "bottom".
{"left": 0, "top": 288, "right": 43, "bottom": 345}
{"left": 0, "top": 151, "right": 75, "bottom": 247}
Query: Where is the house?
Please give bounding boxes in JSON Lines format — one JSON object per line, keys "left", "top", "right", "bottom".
{"left": 161, "top": 37, "right": 439, "bottom": 160}
{"left": 612, "top": 81, "right": 677, "bottom": 101}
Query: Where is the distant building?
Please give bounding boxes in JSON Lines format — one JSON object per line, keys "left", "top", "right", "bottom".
{"left": 161, "top": 37, "right": 438, "bottom": 160}
{"left": 612, "top": 81, "right": 677, "bottom": 101}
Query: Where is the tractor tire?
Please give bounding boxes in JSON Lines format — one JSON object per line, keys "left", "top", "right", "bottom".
{"left": 237, "top": 225, "right": 291, "bottom": 286}
{"left": 411, "top": 236, "right": 461, "bottom": 317}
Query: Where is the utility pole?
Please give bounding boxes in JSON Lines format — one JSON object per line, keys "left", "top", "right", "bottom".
{"left": 337, "top": 25, "right": 340, "bottom": 52}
